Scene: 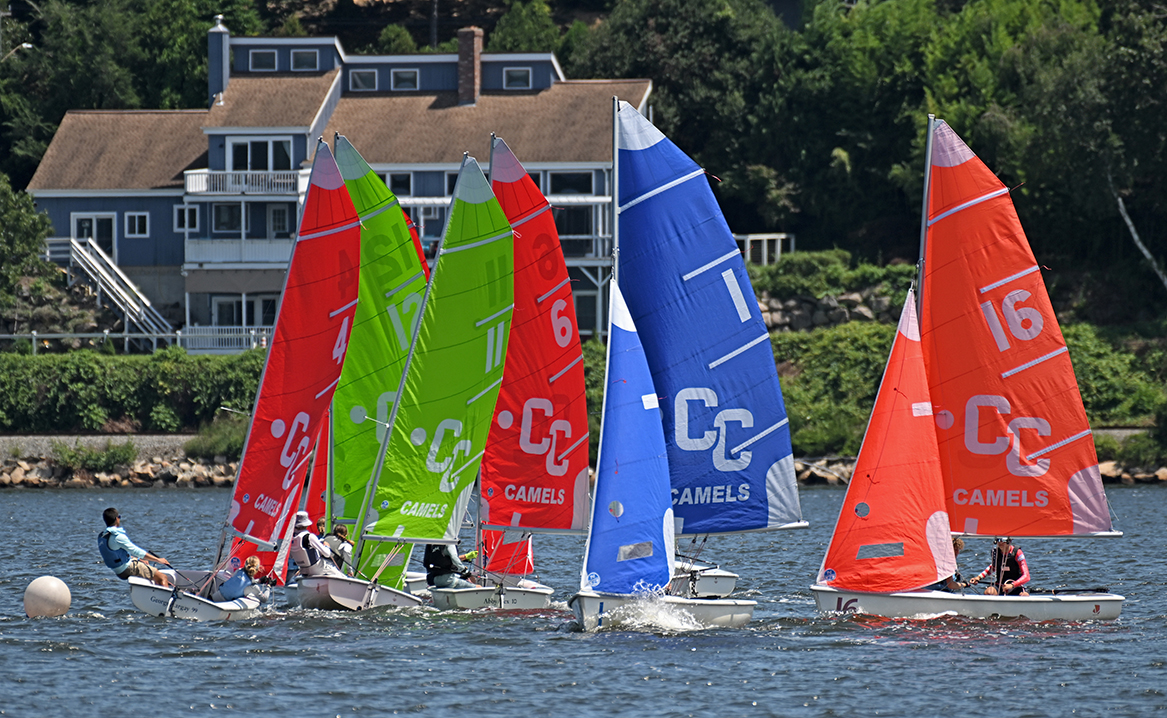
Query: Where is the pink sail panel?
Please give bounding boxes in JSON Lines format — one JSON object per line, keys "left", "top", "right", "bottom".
{"left": 921, "top": 121, "right": 1112, "bottom": 537}
{"left": 819, "top": 291, "right": 955, "bottom": 593}
{"left": 479, "top": 137, "right": 591, "bottom": 551}
{"left": 479, "top": 528, "right": 534, "bottom": 576}
{"left": 228, "top": 143, "right": 361, "bottom": 552}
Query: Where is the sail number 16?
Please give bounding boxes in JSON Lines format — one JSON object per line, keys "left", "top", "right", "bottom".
{"left": 980, "top": 289, "right": 1043, "bottom": 352}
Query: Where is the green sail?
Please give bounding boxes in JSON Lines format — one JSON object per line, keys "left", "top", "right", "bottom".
{"left": 356, "top": 155, "right": 514, "bottom": 556}
{"left": 332, "top": 134, "right": 427, "bottom": 584}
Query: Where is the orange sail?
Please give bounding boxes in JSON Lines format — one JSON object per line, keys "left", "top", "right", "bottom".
{"left": 920, "top": 120, "right": 1113, "bottom": 537}
{"left": 818, "top": 291, "right": 955, "bottom": 592}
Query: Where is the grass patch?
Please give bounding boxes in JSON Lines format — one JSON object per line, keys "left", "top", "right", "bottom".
{"left": 51, "top": 439, "right": 137, "bottom": 472}
{"left": 184, "top": 412, "right": 248, "bottom": 462}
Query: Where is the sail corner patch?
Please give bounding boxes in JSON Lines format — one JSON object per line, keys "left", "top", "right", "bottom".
{"left": 911, "top": 402, "right": 933, "bottom": 417}
{"left": 641, "top": 394, "right": 659, "bottom": 410}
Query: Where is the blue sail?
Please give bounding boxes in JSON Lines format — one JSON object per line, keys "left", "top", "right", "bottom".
{"left": 615, "top": 101, "right": 803, "bottom": 536}
{"left": 579, "top": 282, "right": 674, "bottom": 594}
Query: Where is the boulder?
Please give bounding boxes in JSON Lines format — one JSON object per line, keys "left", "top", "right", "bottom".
{"left": 852, "top": 305, "right": 875, "bottom": 321}
{"left": 838, "top": 292, "right": 863, "bottom": 308}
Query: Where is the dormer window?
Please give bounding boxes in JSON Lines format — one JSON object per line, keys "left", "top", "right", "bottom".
{"left": 350, "top": 70, "right": 377, "bottom": 91}
{"left": 391, "top": 69, "right": 419, "bottom": 91}
{"left": 250, "top": 50, "right": 277, "bottom": 72}
{"left": 503, "top": 67, "right": 532, "bottom": 90}
{"left": 291, "top": 50, "right": 318, "bottom": 71}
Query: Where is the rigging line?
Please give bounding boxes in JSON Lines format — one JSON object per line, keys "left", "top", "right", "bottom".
{"left": 618, "top": 168, "right": 705, "bottom": 213}
{"left": 979, "top": 265, "right": 1040, "bottom": 294}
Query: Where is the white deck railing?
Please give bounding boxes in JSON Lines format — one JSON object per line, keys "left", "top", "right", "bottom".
{"left": 185, "top": 170, "right": 301, "bottom": 195}
{"left": 185, "top": 238, "right": 295, "bottom": 264}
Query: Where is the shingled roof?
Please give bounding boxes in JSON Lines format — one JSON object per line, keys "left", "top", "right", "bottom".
{"left": 27, "top": 110, "right": 208, "bottom": 191}
{"left": 321, "top": 79, "right": 652, "bottom": 165}
{"left": 205, "top": 69, "right": 341, "bottom": 128}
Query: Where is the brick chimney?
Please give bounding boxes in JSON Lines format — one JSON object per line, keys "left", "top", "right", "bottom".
{"left": 457, "top": 27, "right": 483, "bottom": 106}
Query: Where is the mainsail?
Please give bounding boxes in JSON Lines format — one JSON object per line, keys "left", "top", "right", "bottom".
{"left": 479, "top": 136, "right": 591, "bottom": 574}
{"left": 331, "top": 134, "right": 430, "bottom": 582}
{"left": 613, "top": 101, "right": 803, "bottom": 536}
{"left": 817, "top": 290, "right": 956, "bottom": 593}
{"left": 920, "top": 120, "right": 1114, "bottom": 538}
{"left": 580, "top": 282, "right": 674, "bottom": 594}
{"left": 354, "top": 155, "right": 514, "bottom": 558}
{"left": 219, "top": 141, "right": 361, "bottom": 565}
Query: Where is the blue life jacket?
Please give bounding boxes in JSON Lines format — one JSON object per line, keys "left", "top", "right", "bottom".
{"left": 219, "top": 570, "right": 252, "bottom": 601}
{"left": 98, "top": 529, "right": 130, "bottom": 571}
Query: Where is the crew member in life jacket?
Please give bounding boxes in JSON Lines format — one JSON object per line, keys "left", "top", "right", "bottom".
{"left": 323, "top": 524, "right": 354, "bottom": 575}
{"left": 217, "top": 555, "right": 268, "bottom": 602}
{"left": 289, "top": 511, "right": 343, "bottom": 577}
{"left": 423, "top": 543, "right": 479, "bottom": 589}
{"left": 968, "top": 537, "right": 1031, "bottom": 596}
{"left": 98, "top": 507, "right": 171, "bottom": 587}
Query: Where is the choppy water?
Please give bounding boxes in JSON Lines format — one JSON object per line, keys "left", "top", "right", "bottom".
{"left": 2, "top": 487, "right": 1163, "bottom": 716}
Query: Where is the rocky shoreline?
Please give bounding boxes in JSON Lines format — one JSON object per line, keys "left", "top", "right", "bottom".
{"left": 0, "top": 437, "right": 1161, "bottom": 489}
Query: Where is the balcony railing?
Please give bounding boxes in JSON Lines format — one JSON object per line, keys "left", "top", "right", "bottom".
{"left": 185, "top": 169, "right": 302, "bottom": 195}
{"left": 185, "top": 238, "right": 294, "bottom": 264}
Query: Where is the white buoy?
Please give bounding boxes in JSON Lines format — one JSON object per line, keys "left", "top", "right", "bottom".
{"left": 24, "top": 576, "right": 71, "bottom": 618}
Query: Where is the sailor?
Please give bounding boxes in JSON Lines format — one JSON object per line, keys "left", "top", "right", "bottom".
{"left": 969, "top": 537, "right": 1031, "bottom": 596}
{"left": 422, "top": 543, "right": 479, "bottom": 589}
{"left": 289, "top": 511, "right": 343, "bottom": 577}
{"left": 926, "top": 537, "right": 968, "bottom": 592}
{"left": 323, "top": 524, "right": 354, "bottom": 575}
{"left": 218, "top": 556, "right": 265, "bottom": 601}
{"left": 98, "top": 507, "right": 171, "bottom": 587}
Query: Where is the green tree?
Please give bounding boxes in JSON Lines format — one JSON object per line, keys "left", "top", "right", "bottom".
{"left": 489, "top": 0, "right": 560, "bottom": 53}
{"left": 373, "top": 24, "right": 418, "bottom": 54}
{"left": 0, "top": 172, "right": 54, "bottom": 296}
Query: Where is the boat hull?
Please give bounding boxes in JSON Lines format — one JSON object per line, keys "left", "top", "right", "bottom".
{"left": 128, "top": 576, "right": 263, "bottom": 621}
{"left": 811, "top": 585, "right": 1124, "bottom": 621}
{"left": 290, "top": 575, "right": 423, "bottom": 611}
{"left": 430, "top": 580, "right": 553, "bottom": 610}
{"left": 405, "top": 571, "right": 428, "bottom": 594}
{"left": 669, "top": 563, "right": 738, "bottom": 598}
{"left": 568, "top": 590, "right": 755, "bottom": 631}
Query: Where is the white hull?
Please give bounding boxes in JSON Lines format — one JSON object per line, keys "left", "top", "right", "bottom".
{"left": 128, "top": 574, "right": 264, "bottom": 621}
{"left": 811, "top": 585, "right": 1124, "bottom": 621}
{"left": 289, "top": 574, "right": 423, "bottom": 611}
{"left": 430, "top": 579, "right": 554, "bottom": 610}
{"left": 405, "top": 571, "right": 428, "bottom": 594}
{"left": 568, "top": 590, "right": 755, "bottom": 631}
{"left": 669, "top": 562, "right": 738, "bottom": 598}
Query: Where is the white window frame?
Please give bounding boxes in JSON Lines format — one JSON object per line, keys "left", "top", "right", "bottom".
{"left": 249, "top": 49, "right": 277, "bottom": 72}
{"left": 391, "top": 68, "right": 419, "bottom": 91}
{"left": 267, "top": 204, "right": 291, "bottom": 239}
{"left": 503, "top": 67, "right": 532, "bottom": 90}
{"left": 291, "top": 49, "right": 318, "bottom": 71}
{"left": 173, "top": 205, "right": 199, "bottom": 233}
{"left": 124, "top": 212, "right": 149, "bottom": 238}
{"left": 349, "top": 69, "right": 378, "bottom": 91}
{"left": 386, "top": 172, "right": 412, "bottom": 196}
{"left": 226, "top": 136, "right": 294, "bottom": 171}
{"left": 71, "top": 212, "right": 118, "bottom": 262}
{"left": 212, "top": 203, "right": 248, "bottom": 233}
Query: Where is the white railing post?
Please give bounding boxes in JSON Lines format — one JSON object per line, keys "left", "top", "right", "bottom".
{"left": 31, "top": 330, "right": 37, "bottom": 355}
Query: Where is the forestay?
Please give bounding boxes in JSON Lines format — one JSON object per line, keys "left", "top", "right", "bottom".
{"left": 613, "top": 101, "right": 802, "bottom": 536}
{"left": 580, "top": 283, "right": 674, "bottom": 594}
{"left": 920, "top": 121, "right": 1114, "bottom": 538}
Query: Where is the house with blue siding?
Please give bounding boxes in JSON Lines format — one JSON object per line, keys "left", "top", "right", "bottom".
{"left": 27, "top": 17, "right": 652, "bottom": 344}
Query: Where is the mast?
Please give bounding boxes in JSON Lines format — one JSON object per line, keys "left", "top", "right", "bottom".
{"left": 612, "top": 96, "right": 620, "bottom": 286}
{"left": 915, "top": 114, "right": 936, "bottom": 319}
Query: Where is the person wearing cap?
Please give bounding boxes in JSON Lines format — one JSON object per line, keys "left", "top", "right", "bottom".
{"left": 968, "top": 537, "right": 1031, "bottom": 596}
{"left": 288, "top": 511, "right": 342, "bottom": 577}
{"left": 98, "top": 507, "right": 171, "bottom": 587}
{"left": 422, "top": 543, "right": 479, "bottom": 589}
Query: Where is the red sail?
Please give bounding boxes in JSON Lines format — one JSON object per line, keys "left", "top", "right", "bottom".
{"left": 921, "top": 121, "right": 1112, "bottom": 537}
{"left": 479, "top": 138, "right": 590, "bottom": 573}
{"left": 818, "top": 291, "right": 955, "bottom": 592}
{"left": 225, "top": 142, "right": 361, "bottom": 560}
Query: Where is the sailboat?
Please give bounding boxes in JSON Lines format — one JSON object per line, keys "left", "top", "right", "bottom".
{"left": 429, "top": 136, "right": 590, "bottom": 611}
{"left": 287, "top": 134, "right": 432, "bottom": 610}
{"left": 342, "top": 153, "right": 515, "bottom": 610}
{"left": 569, "top": 282, "right": 755, "bottom": 630}
{"left": 610, "top": 100, "right": 807, "bottom": 601}
{"left": 810, "top": 116, "right": 1124, "bottom": 620}
{"left": 129, "top": 141, "right": 362, "bottom": 620}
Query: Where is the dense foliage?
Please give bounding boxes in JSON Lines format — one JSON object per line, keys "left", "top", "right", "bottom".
{"left": 51, "top": 438, "right": 138, "bottom": 472}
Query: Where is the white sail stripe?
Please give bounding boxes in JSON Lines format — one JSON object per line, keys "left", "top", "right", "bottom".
{"left": 708, "top": 333, "right": 770, "bottom": 369}
{"left": 465, "top": 377, "right": 504, "bottom": 406}
{"left": 449, "top": 450, "right": 486, "bottom": 478}
{"left": 979, "top": 265, "right": 1040, "bottom": 294}
{"left": 314, "top": 376, "right": 341, "bottom": 400}
{"left": 299, "top": 219, "right": 362, "bottom": 241}
{"left": 1026, "top": 429, "right": 1093, "bottom": 461}
{"left": 536, "top": 278, "right": 571, "bottom": 304}
{"left": 927, "top": 187, "right": 1009, "bottom": 227}
{"left": 682, "top": 250, "right": 741, "bottom": 282}
{"left": 1001, "top": 346, "right": 1068, "bottom": 378}
{"left": 548, "top": 355, "right": 583, "bottom": 383}
{"left": 730, "top": 418, "right": 789, "bottom": 455}
{"left": 618, "top": 168, "right": 705, "bottom": 213}
{"left": 474, "top": 304, "right": 514, "bottom": 327}
{"left": 384, "top": 271, "right": 425, "bottom": 299}
{"left": 358, "top": 199, "right": 400, "bottom": 222}
{"left": 442, "top": 229, "right": 512, "bottom": 254}
{"left": 329, "top": 298, "right": 358, "bottom": 317}
{"left": 556, "top": 433, "right": 589, "bottom": 462}
{"left": 509, "top": 203, "right": 551, "bottom": 229}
